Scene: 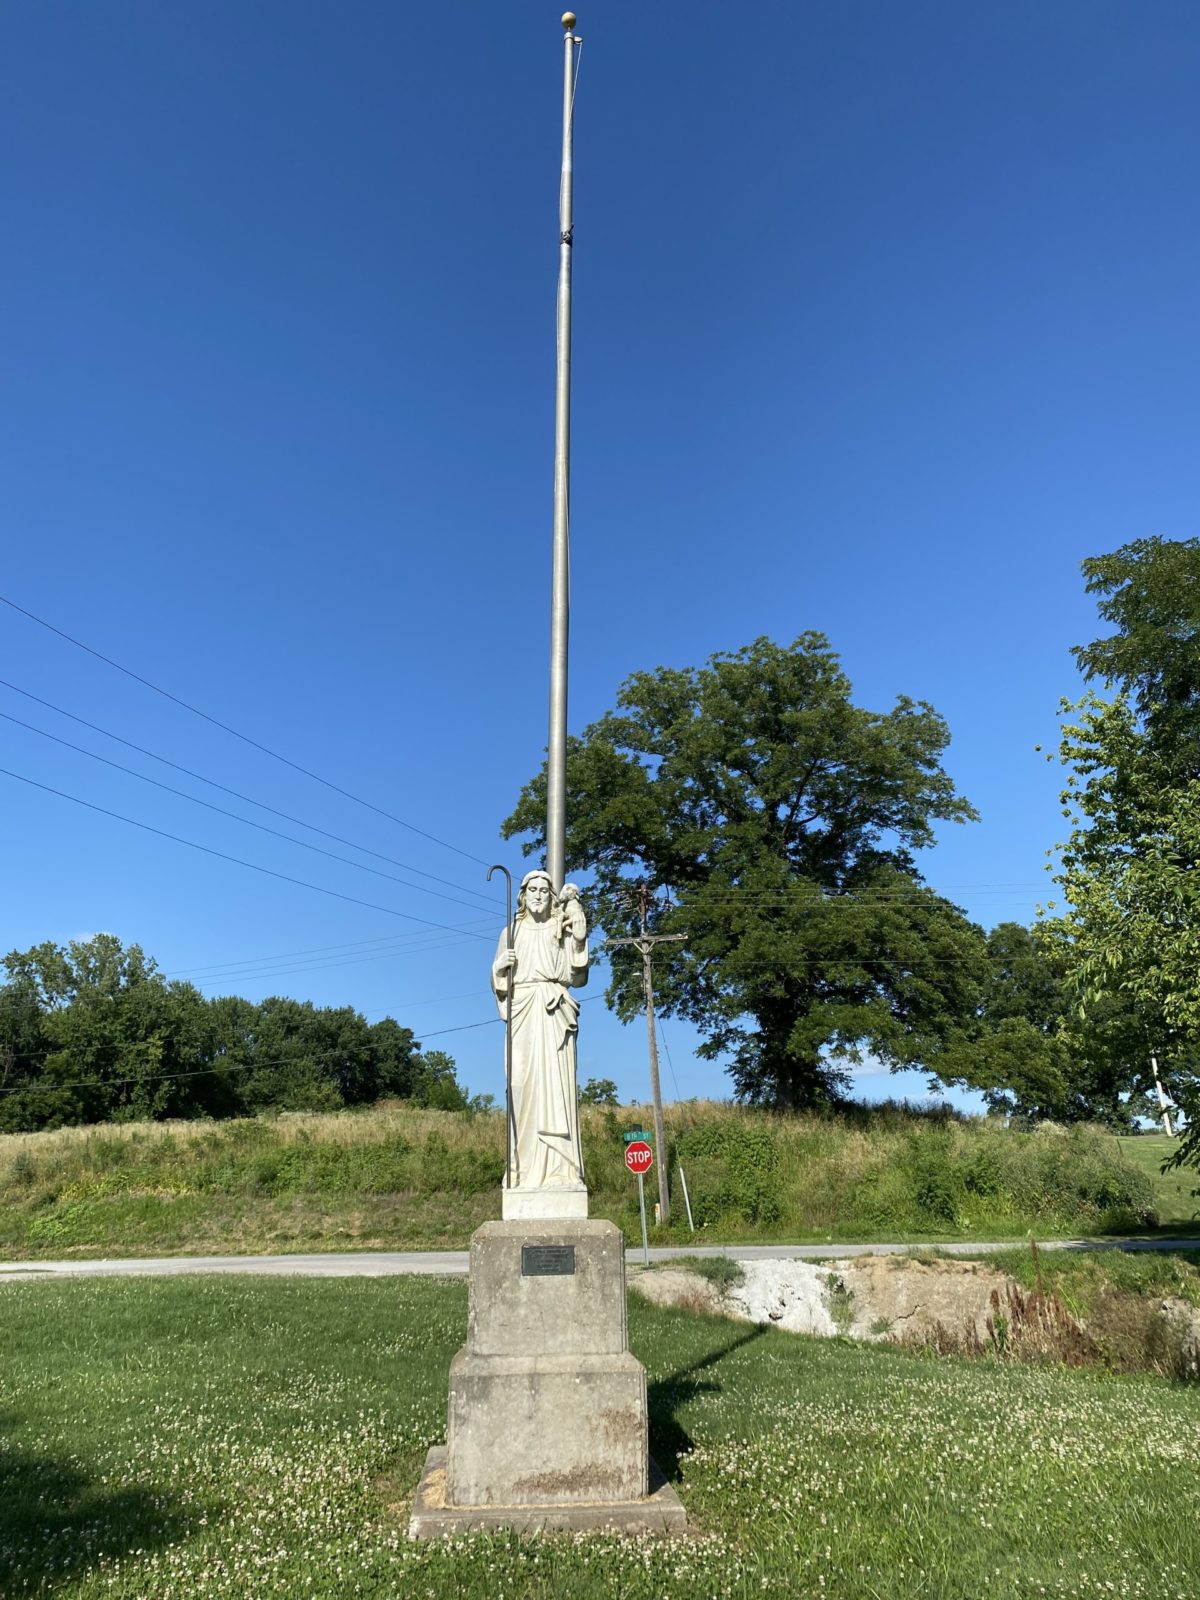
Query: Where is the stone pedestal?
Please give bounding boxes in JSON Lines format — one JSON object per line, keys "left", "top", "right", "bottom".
{"left": 409, "top": 1218, "right": 686, "bottom": 1536}
{"left": 501, "top": 1184, "right": 589, "bottom": 1222}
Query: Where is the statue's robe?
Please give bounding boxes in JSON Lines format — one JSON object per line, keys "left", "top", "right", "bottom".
{"left": 491, "top": 913, "right": 588, "bottom": 1190}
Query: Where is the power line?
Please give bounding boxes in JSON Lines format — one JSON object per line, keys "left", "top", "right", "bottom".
{"left": 420, "top": 993, "right": 604, "bottom": 1040}
{"left": 0, "top": 677, "right": 497, "bottom": 907}
{"left": 415, "top": 1016, "right": 502, "bottom": 1040}
{"left": 0, "top": 997, "right": 604, "bottom": 1075}
{"left": 165, "top": 925, "right": 493, "bottom": 978}
{"left": 654, "top": 888, "right": 1045, "bottom": 905}
{"left": 657, "top": 1018, "right": 685, "bottom": 1104}
{"left": 1, "top": 708, "right": 498, "bottom": 918}
{"left": 188, "top": 934, "right": 484, "bottom": 989}
{"left": 0, "top": 765, "right": 491, "bottom": 939}
{"left": 0, "top": 593, "right": 490, "bottom": 866}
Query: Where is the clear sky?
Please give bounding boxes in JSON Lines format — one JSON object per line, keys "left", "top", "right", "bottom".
{"left": 3, "top": 2, "right": 1198, "bottom": 1111}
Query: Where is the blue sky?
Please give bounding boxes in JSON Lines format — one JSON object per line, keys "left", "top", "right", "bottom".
{"left": 3, "top": 2, "right": 1198, "bottom": 1111}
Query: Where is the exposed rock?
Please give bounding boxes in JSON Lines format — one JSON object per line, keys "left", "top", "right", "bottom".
{"left": 630, "top": 1268, "right": 725, "bottom": 1317}
{"left": 844, "top": 1256, "right": 1012, "bottom": 1344}
{"left": 1157, "top": 1296, "right": 1200, "bottom": 1378}
{"left": 632, "top": 1255, "right": 1071, "bottom": 1355}
{"left": 725, "top": 1261, "right": 839, "bottom": 1337}
{"left": 631, "top": 1255, "right": 1199, "bottom": 1379}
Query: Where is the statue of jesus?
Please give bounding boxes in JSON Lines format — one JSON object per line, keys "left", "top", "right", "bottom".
{"left": 491, "top": 869, "right": 588, "bottom": 1193}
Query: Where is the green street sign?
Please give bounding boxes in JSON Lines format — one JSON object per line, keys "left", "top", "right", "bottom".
{"left": 623, "top": 1129, "right": 653, "bottom": 1145}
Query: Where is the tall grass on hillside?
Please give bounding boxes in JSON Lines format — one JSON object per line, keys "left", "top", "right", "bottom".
{"left": 0, "top": 1100, "right": 1160, "bottom": 1259}
{"left": 591, "top": 1100, "right": 1158, "bottom": 1241}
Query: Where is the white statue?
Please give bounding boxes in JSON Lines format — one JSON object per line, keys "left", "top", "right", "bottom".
{"left": 491, "top": 869, "right": 588, "bottom": 1195}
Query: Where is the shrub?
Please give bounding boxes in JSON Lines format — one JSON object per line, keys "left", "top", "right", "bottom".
{"left": 676, "top": 1121, "right": 782, "bottom": 1227}
{"left": 418, "top": 1132, "right": 504, "bottom": 1195}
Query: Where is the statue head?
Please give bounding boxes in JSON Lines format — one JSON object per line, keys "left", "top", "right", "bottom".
{"left": 516, "top": 869, "right": 556, "bottom": 922}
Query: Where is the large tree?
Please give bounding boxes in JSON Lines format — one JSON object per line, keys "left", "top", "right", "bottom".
{"left": 1051, "top": 693, "right": 1200, "bottom": 1138}
{"left": 1052, "top": 537, "right": 1200, "bottom": 1161}
{"left": 936, "top": 920, "right": 1153, "bottom": 1128}
{"left": 503, "top": 634, "right": 986, "bottom": 1107}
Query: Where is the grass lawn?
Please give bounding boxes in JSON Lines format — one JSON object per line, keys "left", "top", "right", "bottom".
{"left": 1115, "top": 1135, "right": 1198, "bottom": 1226}
{"left": 1, "top": 1277, "right": 1197, "bottom": 1599}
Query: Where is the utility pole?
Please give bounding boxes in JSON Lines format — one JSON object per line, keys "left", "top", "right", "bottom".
{"left": 607, "top": 883, "right": 684, "bottom": 1225}
{"left": 546, "top": 12, "right": 582, "bottom": 893}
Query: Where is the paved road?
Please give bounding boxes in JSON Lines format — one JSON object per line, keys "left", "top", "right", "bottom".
{"left": 1, "top": 1236, "right": 1197, "bottom": 1282}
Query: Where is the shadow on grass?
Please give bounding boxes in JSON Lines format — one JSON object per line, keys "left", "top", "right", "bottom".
{"left": 647, "top": 1324, "right": 767, "bottom": 1481}
{"left": 0, "top": 1414, "right": 199, "bottom": 1593}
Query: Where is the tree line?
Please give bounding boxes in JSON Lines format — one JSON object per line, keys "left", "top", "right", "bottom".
{"left": 0, "top": 934, "right": 469, "bottom": 1133}
{"left": 503, "top": 538, "right": 1200, "bottom": 1166}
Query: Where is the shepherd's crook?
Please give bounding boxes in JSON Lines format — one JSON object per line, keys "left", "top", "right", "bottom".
{"left": 488, "top": 864, "right": 518, "bottom": 1187}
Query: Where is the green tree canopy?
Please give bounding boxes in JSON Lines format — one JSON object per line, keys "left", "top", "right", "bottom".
{"left": 1072, "top": 536, "right": 1200, "bottom": 774}
{"left": 579, "top": 1076, "right": 619, "bottom": 1107}
{"left": 1052, "top": 537, "right": 1200, "bottom": 1165}
{"left": 0, "top": 935, "right": 226, "bottom": 1128}
{"left": 0, "top": 934, "right": 458, "bottom": 1132}
{"left": 937, "top": 921, "right": 1152, "bottom": 1129}
{"left": 503, "top": 634, "right": 985, "bottom": 1108}
{"left": 1051, "top": 694, "right": 1200, "bottom": 1135}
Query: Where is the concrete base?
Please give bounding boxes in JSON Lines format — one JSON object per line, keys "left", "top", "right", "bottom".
{"left": 409, "top": 1447, "right": 688, "bottom": 1537}
{"left": 446, "top": 1221, "right": 648, "bottom": 1507}
{"left": 501, "top": 1184, "right": 589, "bottom": 1221}
{"left": 410, "top": 1217, "right": 686, "bottom": 1538}
{"left": 448, "top": 1348, "right": 647, "bottom": 1505}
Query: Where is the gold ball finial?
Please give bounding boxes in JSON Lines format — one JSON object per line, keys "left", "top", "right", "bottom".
{"left": 562, "top": 12, "right": 577, "bottom": 29}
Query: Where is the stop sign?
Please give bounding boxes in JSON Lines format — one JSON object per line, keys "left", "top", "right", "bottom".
{"left": 624, "top": 1140, "right": 653, "bottom": 1175}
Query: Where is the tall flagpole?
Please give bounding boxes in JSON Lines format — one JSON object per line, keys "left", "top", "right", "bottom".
{"left": 547, "top": 12, "right": 581, "bottom": 892}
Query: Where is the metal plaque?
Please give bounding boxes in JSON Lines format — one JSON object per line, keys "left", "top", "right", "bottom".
{"left": 521, "top": 1244, "right": 576, "bottom": 1277}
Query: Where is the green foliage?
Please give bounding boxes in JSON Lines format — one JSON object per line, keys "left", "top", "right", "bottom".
{"left": 418, "top": 1130, "right": 505, "bottom": 1194}
{"left": 1072, "top": 536, "right": 1200, "bottom": 772}
{"left": 935, "top": 921, "right": 1144, "bottom": 1127}
{"left": 0, "top": 935, "right": 464, "bottom": 1132}
{"left": 579, "top": 1076, "right": 619, "bottom": 1106}
{"left": 855, "top": 1123, "right": 1156, "bottom": 1235}
{"left": 1047, "top": 538, "right": 1200, "bottom": 1170}
{"left": 824, "top": 1271, "right": 856, "bottom": 1333}
{"left": 662, "top": 1253, "right": 746, "bottom": 1293}
{"left": 410, "top": 1050, "right": 469, "bottom": 1112}
{"left": 675, "top": 1119, "right": 782, "bottom": 1225}
{"left": 503, "top": 633, "right": 985, "bottom": 1108}
{"left": 980, "top": 1242, "right": 1200, "bottom": 1312}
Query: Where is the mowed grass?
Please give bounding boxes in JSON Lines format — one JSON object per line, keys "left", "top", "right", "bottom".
{"left": 0, "top": 1100, "right": 1172, "bottom": 1260}
{"left": 976, "top": 1242, "right": 1200, "bottom": 1312}
{"left": 1, "top": 1276, "right": 1198, "bottom": 1599}
{"left": 1115, "top": 1135, "right": 1198, "bottom": 1225}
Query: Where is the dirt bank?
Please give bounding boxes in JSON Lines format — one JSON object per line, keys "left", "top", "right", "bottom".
{"left": 631, "top": 1255, "right": 1200, "bottom": 1377}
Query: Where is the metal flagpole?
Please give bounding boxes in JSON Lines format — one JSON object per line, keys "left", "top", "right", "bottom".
{"left": 546, "top": 12, "right": 581, "bottom": 892}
